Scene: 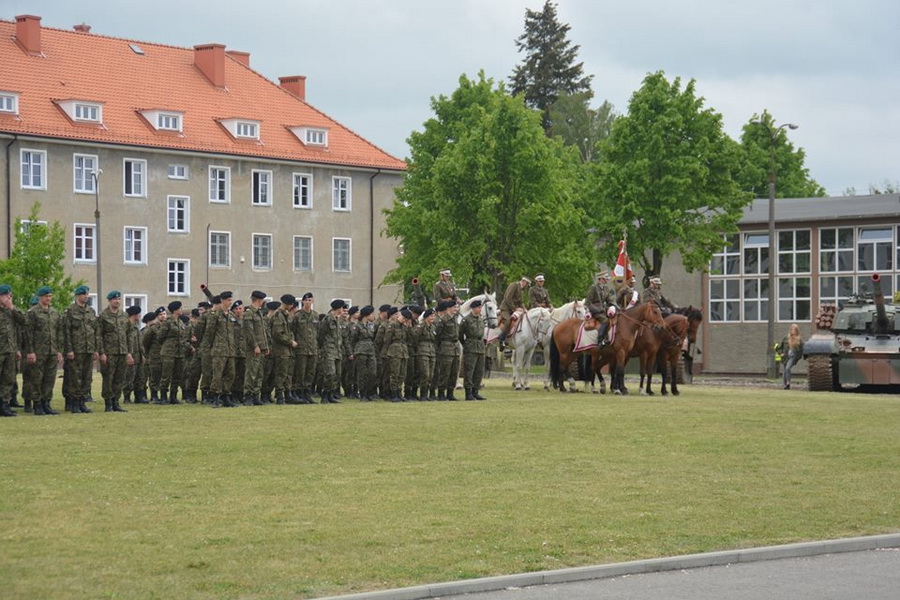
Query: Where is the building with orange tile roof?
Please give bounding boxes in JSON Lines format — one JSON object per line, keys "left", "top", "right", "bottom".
{"left": 0, "top": 14, "right": 406, "bottom": 309}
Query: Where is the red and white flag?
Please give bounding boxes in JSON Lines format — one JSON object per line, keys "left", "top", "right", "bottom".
{"left": 613, "top": 239, "right": 633, "bottom": 282}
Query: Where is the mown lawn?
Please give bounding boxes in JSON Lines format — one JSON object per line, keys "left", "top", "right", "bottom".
{"left": 2, "top": 380, "right": 898, "bottom": 599}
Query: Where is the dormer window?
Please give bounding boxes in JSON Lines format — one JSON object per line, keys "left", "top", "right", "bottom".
{"left": 139, "top": 109, "right": 184, "bottom": 133}
{"left": 219, "top": 118, "right": 261, "bottom": 141}
{"left": 57, "top": 99, "right": 104, "bottom": 124}
{"left": 0, "top": 92, "right": 19, "bottom": 115}
{"left": 289, "top": 126, "right": 330, "bottom": 148}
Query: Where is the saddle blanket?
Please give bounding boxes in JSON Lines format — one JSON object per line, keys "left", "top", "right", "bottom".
{"left": 574, "top": 321, "right": 615, "bottom": 353}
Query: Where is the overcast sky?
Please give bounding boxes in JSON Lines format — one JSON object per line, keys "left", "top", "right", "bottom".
{"left": 4, "top": 0, "right": 897, "bottom": 196}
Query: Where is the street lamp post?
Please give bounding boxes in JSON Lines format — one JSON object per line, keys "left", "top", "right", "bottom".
{"left": 751, "top": 120, "right": 798, "bottom": 378}
{"left": 91, "top": 169, "right": 102, "bottom": 304}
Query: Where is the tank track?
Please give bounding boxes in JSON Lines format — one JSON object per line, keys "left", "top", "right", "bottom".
{"left": 807, "top": 355, "right": 835, "bottom": 392}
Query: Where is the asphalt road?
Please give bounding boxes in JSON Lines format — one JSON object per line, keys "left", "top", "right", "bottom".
{"left": 435, "top": 549, "right": 900, "bottom": 600}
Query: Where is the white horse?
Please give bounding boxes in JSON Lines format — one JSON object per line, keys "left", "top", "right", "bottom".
{"left": 506, "top": 306, "right": 553, "bottom": 390}
{"left": 542, "top": 300, "right": 589, "bottom": 391}
{"left": 459, "top": 292, "right": 499, "bottom": 329}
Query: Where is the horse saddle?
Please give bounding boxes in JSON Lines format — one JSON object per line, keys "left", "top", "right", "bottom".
{"left": 506, "top": 307, "right": 526, "bottom": 337}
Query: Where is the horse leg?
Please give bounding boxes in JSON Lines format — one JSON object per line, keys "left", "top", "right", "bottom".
{"left": 645, "top": 357, "right": 655, "bottom": 396}
{"left": 512, "top": 348, "right": 522, "bottom": 390}
{"left": 660, "top": 356, "right": 670, "bottom": 396}
{"left": 523, "top": 347, "right": 533, "bottom": 390}
{"left": 671, "top": 360, "right": 680, "bottom": 396}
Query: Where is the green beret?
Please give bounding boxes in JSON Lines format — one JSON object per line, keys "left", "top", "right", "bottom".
{"left": 74, "top": 285, "right": 89, "bottom": 296}
{"left": 107, "top": 290, "right": 121, "bottom": 300}
{"left": 29, "top": 295, "right": 39, "bottom": 306}
{"left": 37, "top": 286, "right": 53, "bottom": 296}
{"left": 0, "top": 284, "right": 11, "bottom": 295}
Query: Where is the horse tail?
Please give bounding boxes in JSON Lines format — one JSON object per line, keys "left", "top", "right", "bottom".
{"left": 549, "top": 331, "right": 561, "bottom": 389}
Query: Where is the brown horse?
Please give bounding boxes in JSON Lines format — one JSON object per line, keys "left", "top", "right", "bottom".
{"left": 549, "top": 302, "right": 667, "bottom": 394}
{"left": 659, "top": 306, "right": 703, "bottom": 396}
{"left": 628, "top": 312, "right": 682, "bottom": 396}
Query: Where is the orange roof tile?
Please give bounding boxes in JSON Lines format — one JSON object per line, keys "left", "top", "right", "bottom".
{"left": 0, "top": 18, "right": 406, "bottom": 171}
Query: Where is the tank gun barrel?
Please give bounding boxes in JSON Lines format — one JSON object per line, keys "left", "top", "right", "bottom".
{"left": 870, "top": 274, "right": 890, "bottom": 334}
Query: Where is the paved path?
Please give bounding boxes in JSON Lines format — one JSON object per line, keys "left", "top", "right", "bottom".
{"left": 314, "top": 534, "right": 900, "bottom": 600}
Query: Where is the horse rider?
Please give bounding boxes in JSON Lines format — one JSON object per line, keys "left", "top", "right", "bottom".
{"left": 585, "top": 272, "right": 617, "bottom": 345}
{"left": 617, "top": 275, "right": 640, "bottom": 310}
{"left": 529, "top": 274, "right": 552, "bottom": 309}
{"left": 498, "top": 276, "right": 531, "bottom": 345}
{"left": 432, "top": 268, "right": 459, "bottom": 306}
{"left": 642, "top": 276, "right": 676, "bottom": 315}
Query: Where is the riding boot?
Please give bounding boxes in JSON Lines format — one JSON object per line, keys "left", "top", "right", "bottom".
{"left": 599, "top": 323, "right": 609, "bottom": 346}
{"left": 43, "top": 400, "right": 60, "bottom": 415}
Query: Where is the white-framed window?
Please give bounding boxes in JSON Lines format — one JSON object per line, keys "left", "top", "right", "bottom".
{"left": 709, "top": 234, "right": 740, "bottom": 276}
{"left": 820, "top": 275, "right": 855, "bottom": 309}
{"left": 293, "top": 173, "right": 312, "bottom": 209}
{"left": 252, "top": 170, "right": 272, "bottom": 206}
{"left": 86, "top": 294, "right": 98, "bottom": 314}
{"left": 123, "top": 158, "right": 147, "bottom": 197}
{"left": 74, "top": 223, "right": 96, "bottom": 262}
{"left": 236, "top": 121, "right": 258, "bottom": 139}
{"left": 74, "top": 102, "right": 101, "bottom": 122}
{"left": 157, "top": 112, "right": 182, "bottom": 131}
{"left": 742, "top": 278, "right": 769, "bottom": 323}
{"left": 709, "top": 278, "right": 740, "bottom": 323}
{"left": 857, "top": 227, "right": 892, "bottom": 272}
{"left": 742, "top": 232, "right": 769, "bottom": 275}
{"left": 820, "top": 227, "right": 855, "bottom": 273}
{"left": 167, "top": 259, "right": 190, "bottom": 296}
{"left": 167, "top": 196, "right": 190, "bottom": 232}
{"left": 209, "top": 166, "right": 230, "bottom": 203}
{"left": 777, "top": 229, "right": 811, "bottom": 274}
{"left": 332, "top": 237, "right": 351, "bottom": 272}
{"left": 124, "top": 226, "right": 147, "bottom": 265}
{"left": 305, "top": 128, "right": 327, "bottom": 146}
{"left": 778, "top": 277, "right": 811, "bottom": 322}
{"left": 168, "top": 164, "right": 189, "bottom": 180}
{"left": 859, "top": 274, "right": 894, "bottom": 298}
{"left": 332, "top": 176, "right": 351, "bottom": 211}
{"left": 124, "top": 294, "right": 147, "bottom": 312}
{"left": 74, "top": 154, "right": 98, "bottom": 193}
{"left": 209, "top": 231, "right": 231, "bottom": 268}
{"left": 20, "top": 149, "right": 46, "bottom": 190}
{"left": 0, "top": 92, "right": 18, "bottom": 114}
{"left": 19, "top": 219, "right": 48, "bottom": 234}
{"left": 293, "top": 235, "right": 313, "bottom": 271}
{"left": 252, "top": 234, "right": 273, "bottom": 270}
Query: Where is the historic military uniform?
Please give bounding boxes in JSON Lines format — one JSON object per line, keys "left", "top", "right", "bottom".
{"left": 433, "top": 302, "right": 460, "bottom": 400}
{"left": 642, "top": 277, "right": 676, "bottom": 314}
{"left": 432, "top": 269, "right": 458, "bottom": 306}
{"left": 23, "top": 287, "right": 63, "bottom": 415}
{"left": 529, "top": 275, "right": 551, "bottom": 308}
{"left": 459, "top": 301, "right": 487, "bottom": 400}
{"left": 585, "top": 274, "right": 618, "bottom": 344}
{"left": 617, "top": 279, "right": 640, "bottom": 310}
{"left": 271, "top": 295, "right": 297, "bottom": 404}
{"left": 98, "top": 291, "right": 133, "bottom": 412}
{"left": 0, "top": 284, "right": 28, "bottom": 417}
{"left": 415, "top": 309, "right": 436, "bottom": 401}
{"left": 62, "top": 285, "right": 99, "bottom": 414}
{"left": 206, "top": 292, "right": 237, "bottom": 407}
{"left": 292, "top": 294, "right": 318, "bottom": 403}
{"left": 499, "top": 278, "right": 529, "bottom": 340}
{"left": 317, "top": 300, "right": 345, "bottom": 403}
{"left": 242, "top": 291, "right": 269, "bottom": 406}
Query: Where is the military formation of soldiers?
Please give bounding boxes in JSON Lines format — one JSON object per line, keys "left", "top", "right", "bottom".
{"left": 0, "top": 267, "right": 677, "bottom": 416}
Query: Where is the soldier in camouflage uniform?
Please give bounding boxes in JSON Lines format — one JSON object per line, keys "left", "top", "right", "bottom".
{"left": 415, "top": 308, "right": 436, "bottom": 401}
{"left": 63, "top": 285, "right": 98, "bottom": 414}
{"left": 318, "top": 299, "right": 346, "bottom": 403}
{"left": 23, "top": 286, "right": 63, "bottom": 416}
{"left": 433, "top": 300, "right": 461, "bottom": 400}
{"left": 158, "top": 301, "right": 186, "bottom": 404}
{"left": 122, "top": 305, "right": 144, "bottom": 403}
{"left": 432, "top": 268, "right": 459, "bottom": 306}
{"left": 230, "top": 301, "right": 246, "bottom": 403}
{"left": 242, "top": 291, "right": 269, "bottom": 406}
{"left": 142, "top": 308, "right": 166, "bottom": 403}
{"left": 350, "top": 305, "right": 377, "bottom": 401}
{"left": 341, "top": 306, "right": 357, "bottom": 398}
{"left": 182, "top": 308, "right": 202, "bottom": 403}
{"left": 206, "top": 291, "right": 237, "bottom": 407}
{"left": 197, "top": 299, "right": 217, "bottom": 403}
{"left": 459, "top": 299, "right": 487, "bottom": 400}
{"left": 642, "top": 276, "right": 676, "bottom": 315}
{"left": 529, "top": 274, "right": 552, "bottom": 308}
{"left": 292, "top": 293, "right": 318, "bottom": 403}
{"left": 403, "top": 305, "right": 422, "bottom": 400}
{"left": 271, "top": 294, "right": 298, "bottom": 405}
{"left": 373, "top": 304, "right": 391, "bottom": 398}
{"left": 98, "top": 290, "right": 133, "bottom": 413}
{"left": 429, "top": 302, "right": 447, "bottom": 399}
{"left": 0, "top": 284, "right": 28, "bottom": 417}
{"left": 382, "top": 308, "right": 412, "bottom": 402}
{"left": 261, "top": 300, "right": 281, "bottom": 403}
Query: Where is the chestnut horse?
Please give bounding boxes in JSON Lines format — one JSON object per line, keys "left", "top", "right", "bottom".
{"left": 659, "top": 306, "right": 703, "bottom": 396}
{"left": 549, "top": 302, "right": 667, "bottom": 395}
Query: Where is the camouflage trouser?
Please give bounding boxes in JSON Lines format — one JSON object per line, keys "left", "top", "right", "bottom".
{"left": 101, "top": 354, "right": 127, "bottom": 402}
{"left": 437, "top": 344, "right": 460, "bottom": 391}
{"left": 294, "top": 353, "right": 316, "bottom": 392}
{"left": 124, "top": 360, "right": 146, "bottom": 397}
{"left": 160, "top": 356, "right": 184, "bottom": 395}
{"left": 262, "top": 353, "right": 274, "bottom": 397}
{"left": 199, "top": 349, "right": 212, "bottom": 393}
{"left": 273, "top": 353, "right": 293, "bottom": 393}
{"left": 210, "top": 356, "right": 234, "bottom": 395}
{"left": 463, "top": 351, "right": 484, "bottom": 392}
{"left": 320, "top": 356, "right": 340, "bottom": 392}
{"left": 342, "top": 355, "right": 356, "bottom": 394}
{"left": 0, "top": 352, "right": 17, "bottom": 402}
{"left": 184, "top": 353, "right": 202, "bottom": 394}
{"left": 231, "top": 357, "right": 244, "bottom": 396}
{"left": 388, "top": 355, "right": 407, "bottom": 394}
{"left": 147, "top": 355, "right": 162, "bottom": 393}
{"left": 243, "top": 353, "right": 263, "bottom": 396}
{"left": 404, "top": 351, "right": 418, "bottom": 393}
{"left": 417, "top": 353, "right": 435, "bottom": 393}
{"left": 64, "top": 353, "right": 94, "bottom": 400}
{"left": 28, "top": 353, "right": 59, "bottom": 404}
{"left": 354, "top": 353, "right": 376, "bottom": 397}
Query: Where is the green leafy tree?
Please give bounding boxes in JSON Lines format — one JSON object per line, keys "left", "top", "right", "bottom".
{"left": 547, "top": 92, "right": 616, "bottom": 163}
{"left": 510, "top": 0, "right": 593, "bottom": 132}
{"left": 384, "top": 72, "right": 593, "bottom": 300}
{"left": 593, "top": 71, "right": 750, "bottom": 277}
{"left": 0, "top": 203, "right": 84, "bottom": 310}
{"left": 737, "top": 110, "right": 826, "bottom": 198}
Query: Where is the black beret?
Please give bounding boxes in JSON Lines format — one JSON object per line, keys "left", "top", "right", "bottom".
{"left": 190, "top": 308, "right": 201, "bottom": 317}
{"left": 348, "top": 306, "right": 359, "bottom": 316}
{"left": 219, "top": 291, "right": 233, "bottom": 299}
{"left": 211, "top": 295, "right": 222, "bottom": 305}
{"left": 155, "top": 306, "right": 166, "bottom": 315}
{"left": 301, "top": 292, "right": 314, "bottom": 301}
{"left": 126, "top": 305, "right": 142, "bottom": 316}
{"left": 378, "top": 304, "right": 392, "bottom": 313}
{"left": 470, "top": 299, "right": 483, "bottom": 308}
{"left": 330, "top": 299, "right": 345, "bottom": 310}
{"left": 280, "top": 294, "right": 296, "bottom": 305}
{"left": 251, "top": 290, "right": 266, "bottom": 300}
{"left": 266, "top": 301, "right": 281, "bottom": 311}
{"left": 168, "top": 301, "right": 182, "bottom": 313}
{"left": 179, "top": 314, "right": 190, "bottom": 324}
{"left": 198, "top": 301, "right": 211, "bottom": 309}
{"left": 387, "top": 306, "right": 398, "bottom": 316}
{"left": 142, "top": 312, "right": 156, "bottom": 324}
{"left": 400, "top": 309, "right": 413, "bottom": 320}
{"left": 435, "top": 301, "right": 448, "bottom": 312}
{"left": 409, "top": 305, "right": 423, "bottom": 315}
{"left": 231, "top": 300, "right": 243, "bottom": 310}
{"left": 360, "top": 305, "right": 375, "bottom": 317}
{"left": 423, "top": 308, "right": 435, "bottom": 318}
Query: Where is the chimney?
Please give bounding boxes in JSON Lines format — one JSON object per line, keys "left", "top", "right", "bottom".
{"left": 194, "top": 44, "right": 227, "bottom": 88}
{"left": 73, "top": 23, "right": 92, "bottom": 33}
{"left": 15, "top": 14, "right": 42, "bottom": 55}
{"left": 279, "top": 76, "right": 307, "bottom": 102}
{"left": 226, "top": 50, "right": 250, "bottom": 68}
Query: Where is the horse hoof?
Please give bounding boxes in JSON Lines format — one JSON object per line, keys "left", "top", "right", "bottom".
{"left": 661, "top": 390, "right": 669, "bottom": 396}
{"left": 647, "top": 391, "right": 654, "bottom": 396}
{"left": 673, "top": 390, "right": 681, "bottom": 396}
{"left": 514, "top": 385, "right": 522, "bottom": 391}
{"left": 639, "top": 389, "right": 647, "bottom": 396}
{"left": 523, "top": 386, "right": 530, "bottom": 391}
{"left": 613, "top": 390, "right": 621, "bottom": 395}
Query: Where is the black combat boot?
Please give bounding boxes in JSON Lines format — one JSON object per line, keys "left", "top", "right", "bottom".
{"left": 0, "top": 402, "right": 17, "bottom": 417}
{"left": 473, "top": 388, "right": 487, "bottom": 400}
{"left": 221, "top": 394, "right": 237, "bottom": 408}
{"left": 169, "top": 389, "right": 181, "bottom": 404}
{"left": 464, "top": 388, "right": 474, "bottom": 401}
{"left": 329, "top": 390, "right": 341, "bottom": 403}
{"left": 104, "top": 398, "right": 113, "bottom": 412}
{"left": 43, "top": 400, "right": 60, "bottom": 415}
{"left": 113, "top": 398, "right": 127, "bottom": 412}
{"left": 24, "top": 397, "right": 33, "bottom": 413}
{"left": 275, "top": 392, "right": 285, "bottom": 405}
{"left": 150, "top": 389, "right": 159, "bottom": 403}
{"left": 33, "top": 400, "right": 47, "bottom": 416}
{"left": 79, "top": 397, "right": 92, "bottom": 413}
{"left": 446, "top": 389, "right": 457, "bottom": 401}
{"left": 210, "top": 394, "right": 221, "bottom": 408}
{"left": 10, "top": 396, "right": 22, "bottom": 408}
{"left": 123, "top": 392, "right": 132, "bottom": 404}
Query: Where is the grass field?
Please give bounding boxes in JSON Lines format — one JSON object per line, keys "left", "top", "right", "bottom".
{"left": 2, "top": 379, "right": 899, "bottom": 599}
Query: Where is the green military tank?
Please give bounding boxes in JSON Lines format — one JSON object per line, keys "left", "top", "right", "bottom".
{"left": 804, "top": 274, "right": 900, "bottom": 391}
